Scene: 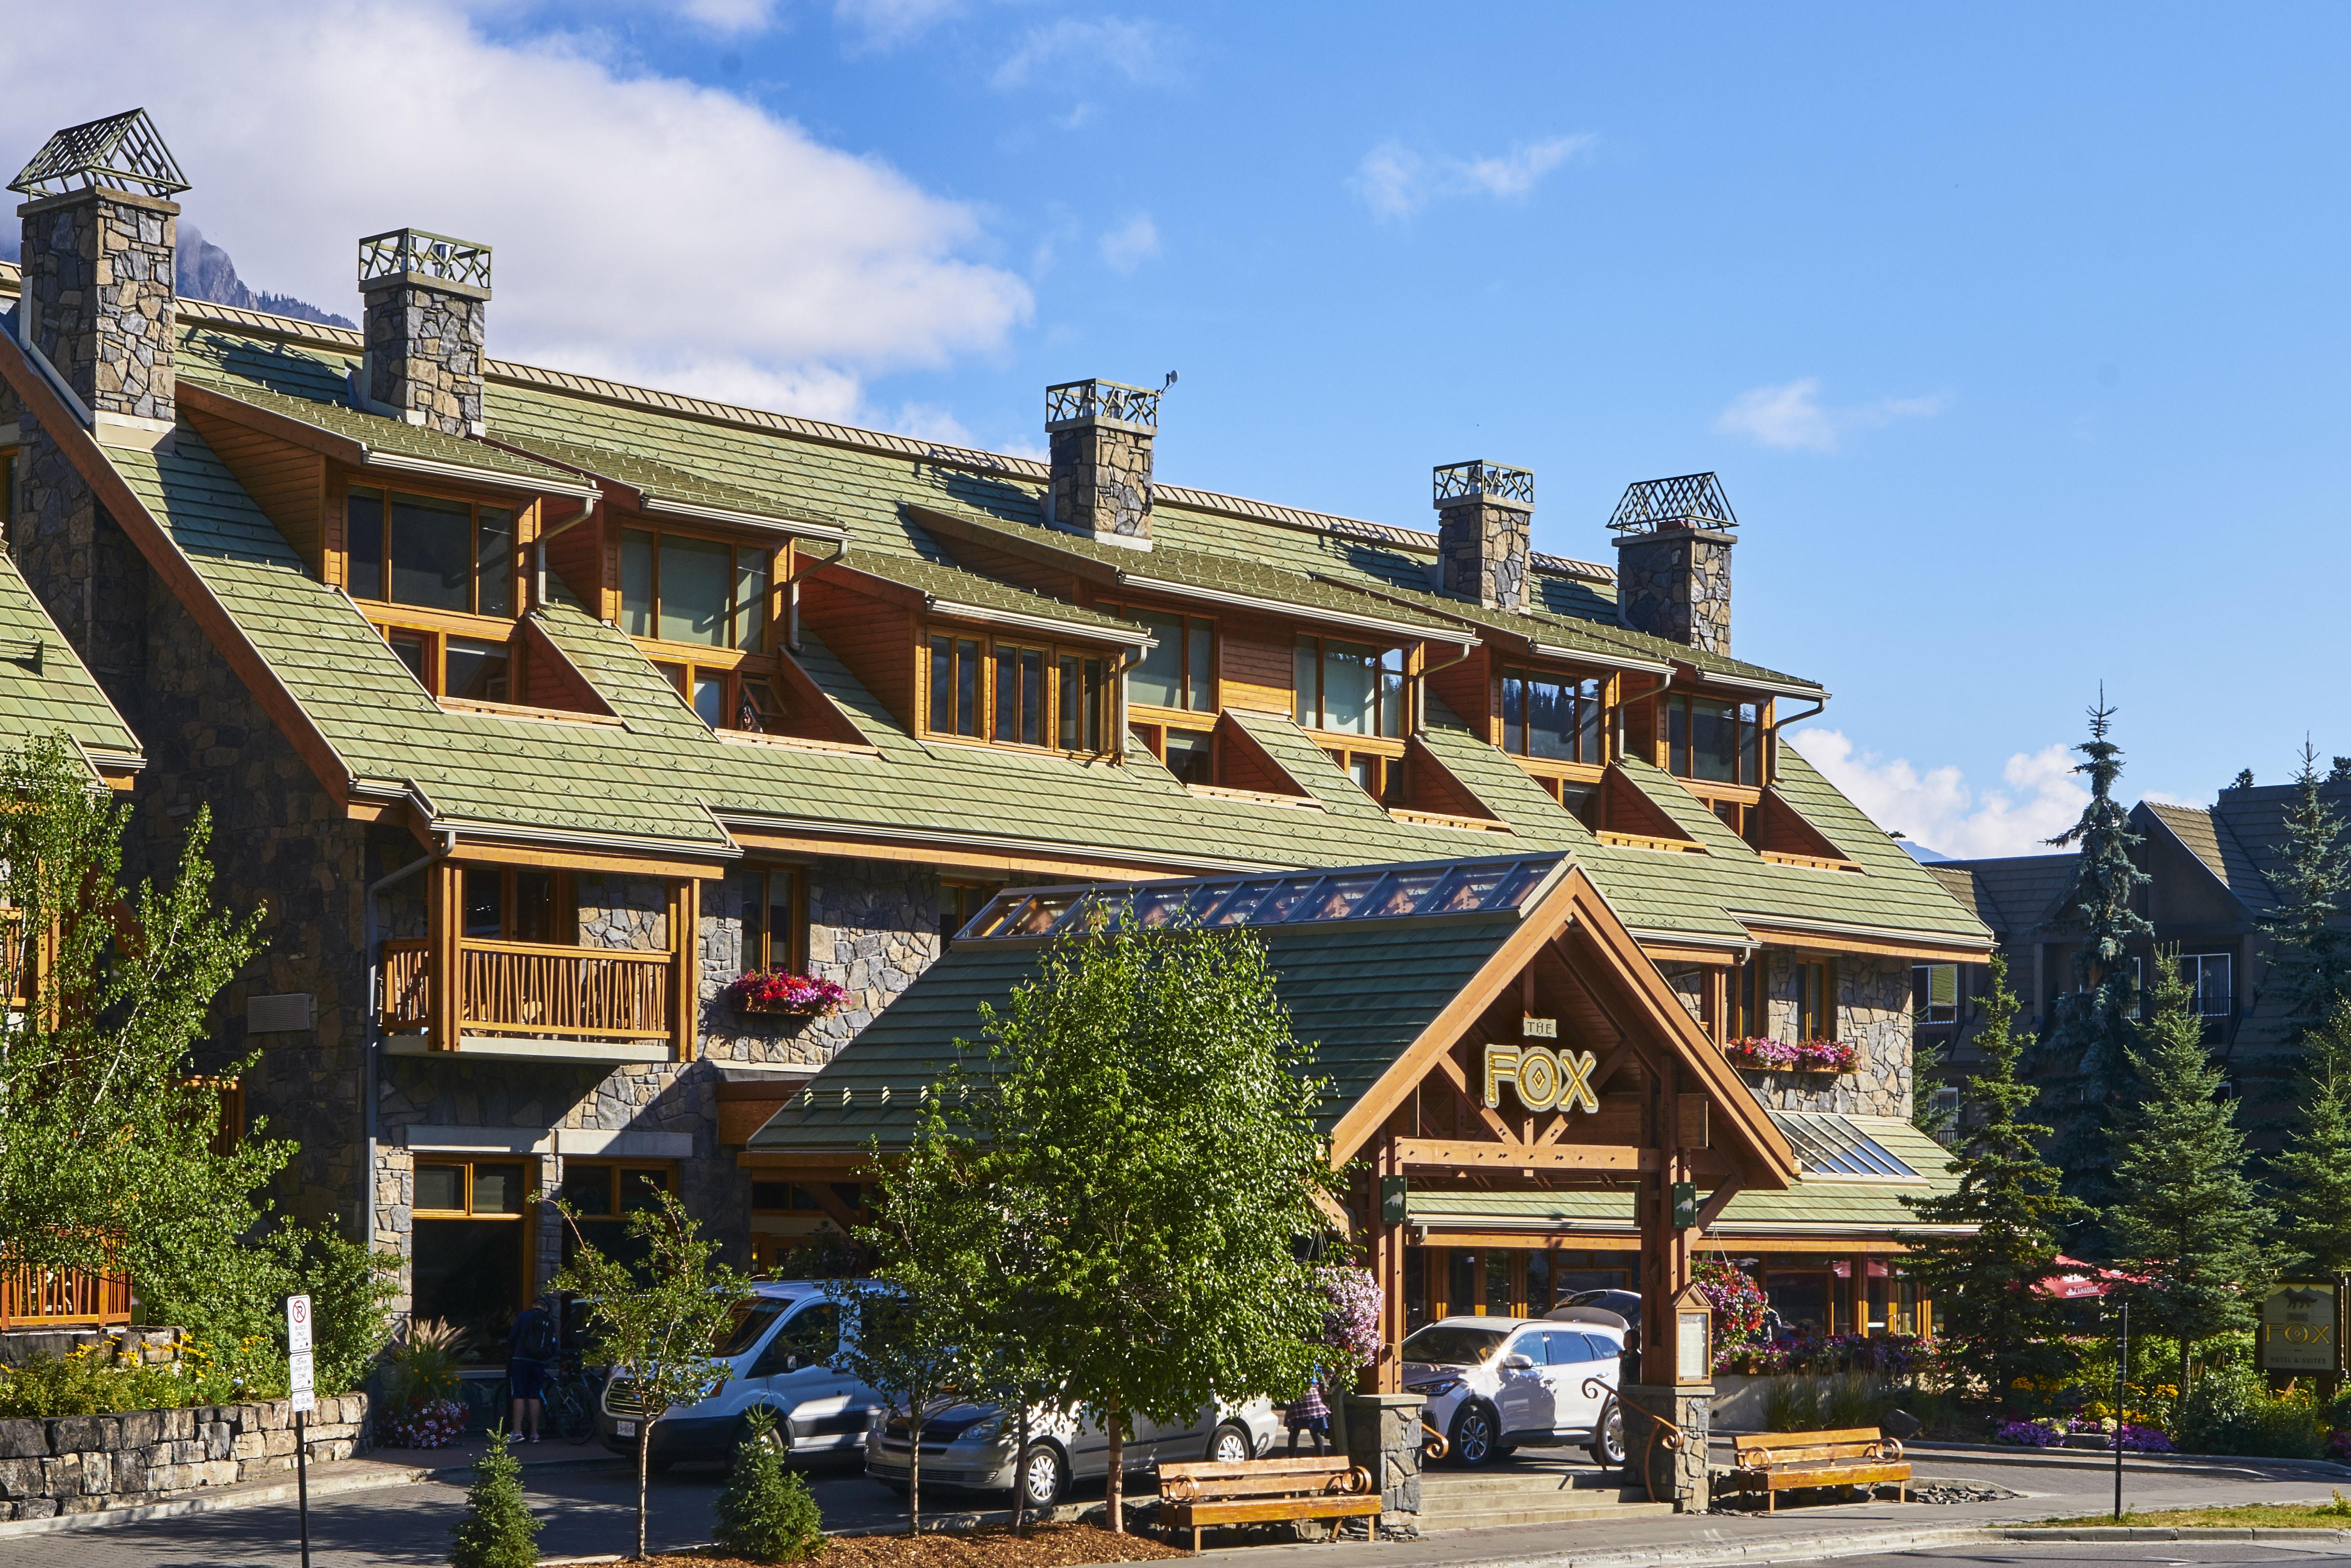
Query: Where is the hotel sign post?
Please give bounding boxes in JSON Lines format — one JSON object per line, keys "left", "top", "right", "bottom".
{"left": 2258, "top": 1280, "right": 2345, "bottom": 1395}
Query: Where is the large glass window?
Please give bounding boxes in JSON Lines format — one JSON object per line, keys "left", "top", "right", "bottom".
{"left": 1796, "top": 959, "right": 1836, "bottom": 1040}
{"left": 1058, "top": 653, "right": 1106, "bottom": 751}
{"left": 1501, "top": 668, "right": 1604, "bottom": 763}
{"left": 993, "top": 645, "right": 1048, "bottom": 746}
{"left": 381, "top": 624, "right": 514, "bottom": 704}
{"left": 1293, "top": 636, "right": 1405, "bottom": 737}
{"left": 734, "top": 865, "right": 805, "bottom": 974}
{"left": 1666, "top": 694, "right": 1763, "bottom": 784}
{"left": 346, "top": 487, "right": 513, "bottom": 616}
{"left": 2181, "top": 953, "right": 2234, "bottom": 1019}
{"left": 1913, "top": 963, "right": 1959, "bottom": 1025}
{"left": 621, "top": 527, "right": 768, "bottom": 651}
{"left": 413, "top": 1157, "right": 530, "bottom": 1360}
{"left": 558, "top": 1163, "right": 672, "bottom": 1272}
{"left": 929, "top": 636, "right": 983, "bottom": 736}
{"left": 1109, "top": 605, "right": 1214, "bottom": 712}
{"left": 926, "top": 629, "right": 1109, "bottom": 752}
{"left": 460, "top": 868, "right": 568, "bottom": 943}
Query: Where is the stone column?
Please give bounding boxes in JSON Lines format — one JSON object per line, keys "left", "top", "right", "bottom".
{"left": 1343, "top": 1392, "right": 1426, "bottom": 1524}
{"left": 1621, "top": 1383, "right": 1712, "bottom": 1512}
{"left": 1432, "top": 460, "right": 1534, "bottom": 612}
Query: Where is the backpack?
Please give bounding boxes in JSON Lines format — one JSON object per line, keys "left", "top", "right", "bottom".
{"left": 515, "top": 1308, "right": 557, "bottom": 1363}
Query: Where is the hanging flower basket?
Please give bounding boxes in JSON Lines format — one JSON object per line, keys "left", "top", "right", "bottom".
{"left": 725, "top": 970, "right": 850, "bottom": 1018}
{"left": 1726, "top": 1037, "right": 1857, "bottom": 1073}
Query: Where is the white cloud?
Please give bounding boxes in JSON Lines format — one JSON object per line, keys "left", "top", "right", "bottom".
{"left": 0, "top": 0, "right": 1032, "bottom": 425}
{"left": 1789, "top": 730, "right": 2088, "bottom": 861}
{"left": 1714, "top": 377, "right": 1950, "bottom": 454}
{"left": 832, "top": 0, "right": 960, "bottom": 50}
{"left": 675, "top": 0, "right": 778, "bottom": 33}
{"left": 991, "top": 18, "right": 1184, "bottom": 91}
{"left": 1349, "top": 134, "right": 1594, "bottom": 221}
{"left": 1097, "top": 212, "right": 1159, "bottom": 273}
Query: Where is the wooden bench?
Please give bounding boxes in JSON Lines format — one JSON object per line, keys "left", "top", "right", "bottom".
{"left": 1728, "top": 1428, "right": 1910, "bottom": 1512}
{"left": 1156, "top": 1455, "right": 1380, "bottom": 1553}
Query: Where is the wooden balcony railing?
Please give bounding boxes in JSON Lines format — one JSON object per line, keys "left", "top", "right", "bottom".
{"left": 380, "top": 938, "right": 673, "bottom": 1042}
{"left": 0, "top": 1242, "right": 132, "bottom": 1329}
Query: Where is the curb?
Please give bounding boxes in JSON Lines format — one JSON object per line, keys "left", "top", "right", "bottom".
{"left": 1998, "top": 1527, "right": 2351, "bottom": 1542}
{"left": 0, "top": 1462, "right": 435, "bottom": 1540}
{"left": 1899, "top": 1442, "right": 2351, "bottom": 1480}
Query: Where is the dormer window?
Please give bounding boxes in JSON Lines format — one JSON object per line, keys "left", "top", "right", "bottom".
{"left": 1664, "top": 693, "right": 1764, "bottom": 785}
{"left": 384, "top": 626, "right": 511, "bottom": 702}
{"left": 622, "top": 527, "right": 769, "bottom": 651}
{"left": 1293, "top": 636, "right": 1405, "bottom": 737}
{"left": 1500, "top": 668, "right": 1604, "bottom": 764}
{"left": 923, "top": 629, "right": 1112, "bottom": 753}
{"left": 1101, "top": 602, "right": 1214, "bottom": 714}
{"left": 347, "top": 487, "right": 515, "bottom": 617}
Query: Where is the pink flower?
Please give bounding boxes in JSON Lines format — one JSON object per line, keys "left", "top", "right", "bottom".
{"left": 724, "top": 969, "right": 850, "bottom": 1016}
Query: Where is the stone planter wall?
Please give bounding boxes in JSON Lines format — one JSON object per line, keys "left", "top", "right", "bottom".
{"left": 0, "top": 1393, "right": 370, "bottom": 1520}
{"left": 0, "top": 1328, "right": 182, "bottom": 1371}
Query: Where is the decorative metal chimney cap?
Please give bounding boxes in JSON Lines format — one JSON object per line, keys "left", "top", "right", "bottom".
{"left": 1046, "top": 379, "right": 1160, "bottom": 433}
{"left": 1607, "top": 472, "right": 1738, "bottom": 535}
{"left": 9, "top": 109, "right": 189, "bottom": 200}
{"left": 1433, "top": 459, "right": 1534, "bottom": 511}
{"left": 358, "top": 228, "right": 493, "bottom": 298}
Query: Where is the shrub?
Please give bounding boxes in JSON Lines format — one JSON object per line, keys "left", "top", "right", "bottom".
{"left": 451, "top": 1428, "right": 542, "bottom": 1568}
{"left": 715, "top": 1409, "right": 824, "bottom": 1563}
{"left": 0, "top": 1333, "right": 286, "bottom": 1417}
{"left": 1764, "top": 1377, "right": 1819, "bottom": 1432}
{"left": 2177, "top": 1366, "right": 2327, "bottom": 1458}
{"left": 1821, "top": 1374, "right": 1879, "bottom": 1429}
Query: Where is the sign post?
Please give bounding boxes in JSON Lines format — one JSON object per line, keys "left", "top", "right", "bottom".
{"left": 287, "top": 1293, "right": 314, "bottom": 1568}
{"left": 2257, "top": 1280, "right": 2344, "bottom": 1391}
{"left": 2112, "top": 1300, "right": 2126, "bottom": 1522}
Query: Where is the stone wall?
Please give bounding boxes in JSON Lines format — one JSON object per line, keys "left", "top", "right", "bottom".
{"left": 1048, "top": 418, "right": 1152, "bottom": 542}
{"left": 1614, "top": 528, "right": 1733, "bottom": 655}
{"left": 0, "top": 1394, "right": 369, "bottom": 1521}
{"left": 1737, "top": 951, "right": 1913, "bottom": 1118}
{"left": 1436, "top": 497, "right": 1531, "bottom": 612}
{"left": 697, "top": 859, "right": 942, "bottom": 1064}
{"left": 0, "top": 1328, "right": 181, "bottom": 1372}
{"left": 362, "top": 279, "right": 487, "bottom": 437}
{"left": 16, "top": 189, "right": 178, "bottom": 421}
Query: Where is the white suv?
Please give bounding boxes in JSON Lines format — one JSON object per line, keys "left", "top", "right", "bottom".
{"left": 1402, "top": 1316, "right": 1627, "bottom": 1468}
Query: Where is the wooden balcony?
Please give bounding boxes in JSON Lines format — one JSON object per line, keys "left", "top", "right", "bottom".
{"left": 381, "top": 937, "right": 683, "bottom": 1061}
{"left": 0, "top": 1243, "right": 132, "bottom": 1329}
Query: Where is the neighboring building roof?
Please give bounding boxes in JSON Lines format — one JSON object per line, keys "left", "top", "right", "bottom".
{"left": 1930, "top": 851, "right": 2082, "bottom": 937}
{"left": 0, "top": 554, "right": 142, "bottom": 776}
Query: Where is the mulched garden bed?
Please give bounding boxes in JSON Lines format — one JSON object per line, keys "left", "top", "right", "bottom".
{"left": 634, "top": 1523, "right": 1188, "bottom": 1568}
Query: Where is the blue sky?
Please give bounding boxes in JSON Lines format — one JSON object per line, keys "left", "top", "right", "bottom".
{"left": 9, "top": 2, "right": 2346, "bottom": 855}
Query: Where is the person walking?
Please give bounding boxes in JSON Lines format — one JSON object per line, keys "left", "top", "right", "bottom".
{"left": 1286, "top": 1369, "right": 1331, "bottom": 1457}
{"left": 507, "top": 1293, "right": 559, "bottom": 1443}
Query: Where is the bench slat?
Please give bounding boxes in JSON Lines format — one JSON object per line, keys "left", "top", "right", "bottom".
{"left": 1752, "top": 1463, "right": 1910, "bottom": 1487}
{"left": 1161, "top": 1474, "right": 1363, "bottom": 1500}
{"left": 1161, "top": 1457, "right": 1350, "bottom": 1479}
{"left": 1168, "top": 1497, "right": 1383, "bottom": 1528}
{"left": 1741, "top": 1427, "right": 1884, "bottom": 1450}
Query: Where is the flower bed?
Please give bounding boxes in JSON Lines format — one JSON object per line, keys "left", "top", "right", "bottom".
{"left": 1996, "top": 1415, "right": 2174, "bottom": 1453}
{"left": 725, "top": 970, "right": 850, "bottom": 1017}
{"left": 1716, "top": 1331, "right": 1934, "bottom": 1378}
{"left": 1726, "top": 1037, "right": 1857, "bottom": 1073}
{"left": 377, "top": 1395, "right": 469, "bottom": 1450}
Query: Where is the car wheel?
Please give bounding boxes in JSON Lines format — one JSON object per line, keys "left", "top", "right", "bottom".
{"left": 742, "top": 1412, "right": 790, "bottom": 1459}
{"left": 1449, "top": 1403, "right": 1501, "bottom": 1468}
{"left": 1017, "top": 1441, "right": 1069, "bottom": 1509}
{"left": 1588, "top": 1402, "right": 1627, "bottom": 1468}
{"left": 1208, "top": 1423, "right": 1253, "bottom": 1464}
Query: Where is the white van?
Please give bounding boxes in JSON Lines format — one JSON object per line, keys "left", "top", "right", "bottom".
{"left": 597, "top": 1280, "right": 882, "bottom": 1467}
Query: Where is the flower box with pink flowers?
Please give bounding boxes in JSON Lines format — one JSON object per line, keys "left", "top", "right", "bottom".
{"left": 724, "top": 969, "right": 850, "bottom": 1018}
{"left": 1725, "top": 1036, "right": 1858, "bottom": 1073}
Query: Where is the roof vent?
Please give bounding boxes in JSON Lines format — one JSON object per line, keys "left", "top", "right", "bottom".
{"left": 7, "top": 109, "right": 189, "bottom": 200}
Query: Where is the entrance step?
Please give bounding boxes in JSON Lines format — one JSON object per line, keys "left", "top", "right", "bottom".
{"left": 1418, "top": 1458, "right": 1672, "bottom": 1531}
{"left": 1420, "top": 1500, "right": 1676, "bottom": 1530}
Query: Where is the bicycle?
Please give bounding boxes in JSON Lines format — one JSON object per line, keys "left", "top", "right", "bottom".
{"left": 541, "top": 1354, "right": 602, "bottom": 1445}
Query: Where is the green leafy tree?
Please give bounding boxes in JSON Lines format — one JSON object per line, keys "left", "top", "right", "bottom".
{"left": 1901, "top": 955, "right": 2086, "bottom": 1407}
{"left": 450, "top": 1427, "right": 542, "bottom": 1568}
{"left": 2106, "top": 952, "right": 2275, "bottom": 1394}
{"left": 2256, "top": 743, "right": 2351, "bottom": 1035}
{"left": 2271, "top": 999, "right": 2351, "bottom": 1276}
{"left": 552, "top": 1189, "right": 750, "bottom": 1561}
{"left": 2038, "top": 694, "right": 2154, "bottom": 1232}
{"left": 715, "top": 1407, "right": 824, "bottom": 1563}
{"left": 955, "top": 912, "right": 1343, "bottom": 1533}
{"left": 828, "top": 1240, "right": 973, "bottom": 1534}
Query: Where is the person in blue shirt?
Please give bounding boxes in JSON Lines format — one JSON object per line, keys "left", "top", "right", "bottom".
{"left": 508, "top": 1293, "right": 559, "bottom": 1443}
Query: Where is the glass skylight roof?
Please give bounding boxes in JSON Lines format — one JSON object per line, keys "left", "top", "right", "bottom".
{"left": 960, "top": 854, "right": 1567, "bottom": 943}
{"left": 1765, "top": 1110, "right": 1920, "bottom": 1180}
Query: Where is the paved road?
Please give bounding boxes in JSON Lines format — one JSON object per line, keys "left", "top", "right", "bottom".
{"left": 5, "top": 1445, "right": 2345, "bottom": 1568}
{"left": 1822, "top": 1545, "right": 2351, "bottom": 1568}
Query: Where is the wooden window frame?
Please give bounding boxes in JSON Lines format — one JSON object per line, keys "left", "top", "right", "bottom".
{"left": 1293, "top": 634, "right": 1407, "bottom": 739}
{"left": 1134, "top": 721, "right": 1218, "bottom": 787}
{"left": 556, "top": 1160, "right": 675, "bottom": 1219}
{"left": 458, "top": 866, "right": 577, "bottom": 945}
{"left": 412, "top": 1155, "right": 533, "bottom": 1222}
{"left": 938, "top": 878, "right": 1001, "bottom": 949}
{"left": 1321, "top": 741, "right": 1408, "bottom": 807}
{"left": 1660, "top": 691, "right": 1773, "bottom": 787}
{"left": 1795, "top": 957, "right": 1836, "bottom": 1040}
{"left": 371, "top": 616, "right": 521, "bottom": 702}
{"left": 1098, "top": 599, "right": 1217, "bottom": 716}
{"left": 344, "top": 482, "right": 524, "bottom": 620}
{"left": 1914, "top": 962, "right": 1959, "bottom": 1025}
{"left": 651, "top": 658, "right": 784, "bottom": 733}
{"left": 737, "top": 865, "right": 808, "bottom": 975}
{"left": 918, "top": 624, "right": 1116, "bottom": 756}
{"left": 620, "top": 522, "right": 775, "bottom": 656}
{"left": 1497, "top": 665, "right": 1610, "bottom": 767}
{"left": 1730, "top": 957, "right": 1765, "bottom": 1040}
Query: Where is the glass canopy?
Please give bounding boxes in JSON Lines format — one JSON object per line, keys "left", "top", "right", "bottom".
{"left": 1765, "top": 1110, "right": 1920, "bottom": 1180}
{"left": 959, "top": 853, "right": 1568, "bottom": 943}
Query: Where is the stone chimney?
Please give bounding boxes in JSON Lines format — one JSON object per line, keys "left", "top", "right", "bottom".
{"left": 1607, "top": 472, "right": 1737, "bottom": 654}
{"left": 8, "top": 109, "right": 187, "bottom": 452}
{"left": 1045, "top": 378, "right": 1159, "bottom": 548}
{"left": 1433, "top": 460, "right": 1534, "bottom": 612}
{"left": 357, "top": 228, "right": 492, "bottom": 436}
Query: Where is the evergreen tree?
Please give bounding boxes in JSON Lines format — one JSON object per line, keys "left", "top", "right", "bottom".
{"left": 715, "top": 1408, "right": 824, "bottom": 1563}
{"left": 2037, "top": 694, "right": 2154, "bottom": 1232}
{"left": 2105, "top": 953, "right": 2274, "bottom": 1394}
{"left": 1901, "top": 956, "right": 2086, "bottom": 1407}
{"left": 2255, "top": 743, "right": 2351, "bottom": 1035}
{"left": 2268, "top": 998, "right": 2351, "bottom": 1276}
{"left": 450, "top": 1428, "right": 542, "bottom": 1568}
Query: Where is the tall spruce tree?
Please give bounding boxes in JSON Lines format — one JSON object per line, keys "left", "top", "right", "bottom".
{"left": 2038, "top": 694, "right": 2154, "bottom": 1235}
{"left": 1902, "top": 955, "right": 2085, "bottom": 1406}
{"left": 2268, "top": 998, "right": 2351, "bottom": 1276}
{"left": 2255, "top": 743, "right": 2351, "bottom": 1035}
{"left": 2105, "top": 953, "right": 2274, "bottom": 1393}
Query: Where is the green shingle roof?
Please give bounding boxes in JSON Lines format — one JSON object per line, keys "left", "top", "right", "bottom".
{"left": 492, "top": 429, "right": 844, "bottom": 534}
{"left": 0, "top": 555, "right": 140, "bottom": 766}
{"left": 829, "top": 548, "right": 1150, "bottom": 641}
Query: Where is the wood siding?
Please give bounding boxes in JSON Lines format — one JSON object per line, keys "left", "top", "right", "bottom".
{"left": 1427, "top": 648, "right": 1492, "bottom": 739}
{"left": 546, "top": 507, "right": 612, "bottom": 619}
{"left": 798, "top": 576, "right": 915, "bottom": 727}
{"left": 185, "top": 410, "right": 327, "bottom": 573}
{"left": 1218, "top": 611, "right": 1295, "bottom": 718}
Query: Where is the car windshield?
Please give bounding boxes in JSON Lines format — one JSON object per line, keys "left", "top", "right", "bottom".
{"left": 1401, "top": 1325, "right": 1508, "bottom": 1366}
{"left": 712, "top": 1298, "right": 789, "bottom": 1358}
